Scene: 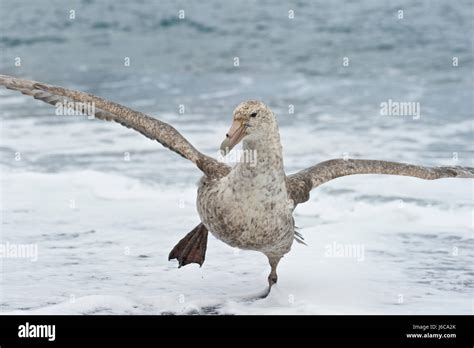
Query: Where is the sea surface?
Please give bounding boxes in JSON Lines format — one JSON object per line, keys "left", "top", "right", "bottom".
{"left": 0, "top": 0, "right": 472, "bottom": 314}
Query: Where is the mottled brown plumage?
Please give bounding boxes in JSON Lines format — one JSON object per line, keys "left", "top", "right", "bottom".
{"left": 287, "top": 159, "right": 474, "bottom": 205}
{"left": 1, "top": 74, "right": 473, "bottom": 296}
{"left": 0, "top": 74, "right": 229, "bottom": 178}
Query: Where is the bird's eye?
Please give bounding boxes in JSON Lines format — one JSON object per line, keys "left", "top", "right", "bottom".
{"left": 250, "top": 112, "right": 257, "bottom": 118}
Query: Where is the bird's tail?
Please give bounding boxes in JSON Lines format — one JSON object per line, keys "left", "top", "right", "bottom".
{"left": 294, "top": 230, "right": 307, "bottom": 245}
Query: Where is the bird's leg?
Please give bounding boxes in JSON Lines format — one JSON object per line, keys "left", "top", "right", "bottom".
{"left": 235, "top": 255, "right": 283, "bottom": 301}
{"left": 168, "top": 223, "right": 208, "bottom": 267}
{"left": 267, "top": 256, "right": 280, "bottom": 288}
{"left": 253, "top": 255, "right": 281, "bottom": 299}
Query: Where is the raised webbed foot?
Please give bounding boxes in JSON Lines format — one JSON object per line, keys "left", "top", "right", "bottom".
{"left": 168, "top": 223, "right": 208, "bottom": 267}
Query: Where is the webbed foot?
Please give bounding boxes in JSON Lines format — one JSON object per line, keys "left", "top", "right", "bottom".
{"left": 168, "top": 223, "right": 208, "bottom": 267}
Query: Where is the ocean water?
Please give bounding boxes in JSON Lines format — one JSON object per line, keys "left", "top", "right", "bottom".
{"left": 0, "top": 0, "right": 472, "bottom": 314}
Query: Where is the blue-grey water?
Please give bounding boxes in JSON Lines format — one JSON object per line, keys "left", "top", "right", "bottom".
{"left": 0, "top": 0, "right": 472, "bottom": 314}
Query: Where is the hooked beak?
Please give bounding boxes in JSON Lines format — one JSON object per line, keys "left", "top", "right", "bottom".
{"left": 220, "top": 119, "right": 247, "bottom": 155}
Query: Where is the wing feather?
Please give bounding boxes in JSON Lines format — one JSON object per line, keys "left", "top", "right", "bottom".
{"left": 287, "top": 159, "right": 474, "bottom": 205}
{"left": 0, "top": 74, "right": 230, "bottom": 178}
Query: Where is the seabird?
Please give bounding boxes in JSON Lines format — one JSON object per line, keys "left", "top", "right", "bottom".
{"left": 1, "top": 75, "right": 473, "bottom": 296}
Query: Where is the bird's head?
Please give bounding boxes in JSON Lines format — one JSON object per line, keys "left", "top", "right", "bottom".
{"left": 220, "top": 100, "right": 274, "bottom": 155}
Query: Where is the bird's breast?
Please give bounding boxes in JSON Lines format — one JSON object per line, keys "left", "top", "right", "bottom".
{"left": 196, "top": 174, "right": 294, "bottom": 254}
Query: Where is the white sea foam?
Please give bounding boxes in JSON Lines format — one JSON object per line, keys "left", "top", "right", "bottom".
{"left": 1, "top": 169, "right": 471, "bottom": 314}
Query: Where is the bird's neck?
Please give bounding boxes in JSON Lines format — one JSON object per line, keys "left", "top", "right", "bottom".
{"left": 237, "top": 124, "right": 285, "bottom": 178}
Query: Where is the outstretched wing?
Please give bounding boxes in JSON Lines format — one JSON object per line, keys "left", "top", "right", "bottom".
{"left": 286, "top": 159, "right": 474, "bottom": 205}
{"left": 0, "top": 74, "right": 230, "bottom": 178}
